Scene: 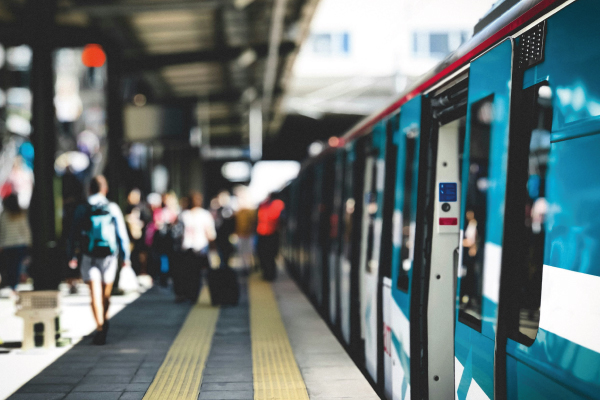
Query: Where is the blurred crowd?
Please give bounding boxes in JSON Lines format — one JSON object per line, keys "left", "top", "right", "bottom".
{"left": 123, "top": 185, "right": 261, "bottom": 302}
{"left": 0, "top": 159, "right": 287, "bottom": 303}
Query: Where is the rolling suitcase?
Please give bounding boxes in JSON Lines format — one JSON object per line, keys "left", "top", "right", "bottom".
{"left": 207, "top": 266, "right": 240, "bottom": 306}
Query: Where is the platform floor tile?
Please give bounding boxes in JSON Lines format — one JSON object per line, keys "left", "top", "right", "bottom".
{"left": 198, "top": 277, "right": 253, "bottom": 400}
{"left": 249, "top": 274, "right": 310, "bottom": 400}
{"left": 274, "top": 271, "right": 380, "bottom": 400}
{"left": 8, "top": 286, "right": 191, "bottom": 400}
{"left": 142, "top": 287, "right": 219, "bottom": 400}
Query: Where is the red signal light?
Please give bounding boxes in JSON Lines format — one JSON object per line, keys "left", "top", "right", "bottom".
{"left": 82, "top": 44, "right": 106, "bottom": 68}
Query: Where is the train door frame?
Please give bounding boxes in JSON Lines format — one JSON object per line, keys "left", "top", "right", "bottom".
{"left": 388, "top": 94, "right": 424, "bottom": 400}
{"left": 421, "top": 72, "right": 470, "bottom": 400}
{"left": 329, "top": 149, "right": 346, "bottom": 329}
{"left": 319, "top": 155, "right": 336, "bottom": 318}
{"left": 340, "top": 142, "right": 357, "bottom": 346}
{"left": 410, "top": 68, "right": 469, "bottom": 399}
{"left": 310, "top": 162, "right": 325, "bottom": 307}
{"left": 378, "top": 113, "right": 400, "bottom": 398}
{"left": 360, "top": 122, "right": 388, "bottom": 383}
{"left": 350, "top": 136, "right": 368, "bottom": 363}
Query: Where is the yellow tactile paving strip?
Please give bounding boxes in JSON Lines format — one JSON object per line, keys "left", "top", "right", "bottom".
{"left": 143, "top": 287, "right": 220, "bottom": 400}
{"left": 249, "top": 274, "right": 310, "bottom": 400}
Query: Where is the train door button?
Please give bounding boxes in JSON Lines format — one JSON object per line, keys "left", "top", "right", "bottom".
{"left": 441, "top": 203, "right": 451, "bottom": 212}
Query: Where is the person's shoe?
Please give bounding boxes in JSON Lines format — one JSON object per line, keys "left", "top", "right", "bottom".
{"left": 103, "top": 320, "right": 110, "bottom": 333}
{"left": 93, "top": 330, "right": 106, "bottom": 345}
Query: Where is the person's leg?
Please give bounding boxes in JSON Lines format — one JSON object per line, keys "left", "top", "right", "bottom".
{"left": 4, "top": 248, "right": 19, "bottom": 289}
{"left": 101, "top": 255, "right": 118, "bottom": 325}
{"left": 87, "top": 279, "right": 104, "bottom": 331}
{"left": 172, "top": 252, "right": 186, "bottom": 301}
{"left": 264, "top": 234, "right": 279, "bottom": 281}
{"left": 102, "top": 282, "right": 113, "bottom": 323}
{"left": 192, "top": 253, "right": 207, "bottom": 301}
{"left": 257, "top": 235, "right": 266, "bottom": 274}
{"left": 239, "top": 237, "right": 251, "bottom": 272}
{"left": 81, "top": 256, "right": 104, "bottom": 331}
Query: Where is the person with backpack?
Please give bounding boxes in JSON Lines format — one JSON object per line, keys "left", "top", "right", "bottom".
{"left": 67, "top": 175, "right": 130, "bottom": 345}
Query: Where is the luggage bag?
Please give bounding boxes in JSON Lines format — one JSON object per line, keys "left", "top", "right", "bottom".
{"left": 207, "top": 266, "right": 240, "bottom": 306}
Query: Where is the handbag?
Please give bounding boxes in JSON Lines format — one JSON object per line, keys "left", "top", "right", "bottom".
{"left": 118, "top": 265, "right": 139, "bottom": 292}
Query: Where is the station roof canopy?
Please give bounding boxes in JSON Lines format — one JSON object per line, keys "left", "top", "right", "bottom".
{"left": 1, "top": 0, "right": 320, "bottom": 144}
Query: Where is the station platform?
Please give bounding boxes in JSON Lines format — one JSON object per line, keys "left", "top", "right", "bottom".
{"left": 7, "top": 269, "right": 379, "bottom": 400}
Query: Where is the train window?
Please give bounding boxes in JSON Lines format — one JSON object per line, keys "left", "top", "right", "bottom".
{"left": 397, "top": 135, "right": 417, "bottom": 292}
{"left": 458, "top": 95, "right": 494, "bottom": 332}
{"left": 507, "top": 82, "right": 552, "bottom": 346}
{"left": 342, "top": 154, "right": 355, "bottom": 265}
{"left": 365, "top": 157, "right": 378, "bottom": 274}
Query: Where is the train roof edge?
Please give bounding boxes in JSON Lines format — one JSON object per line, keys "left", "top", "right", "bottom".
{"left": 294, "top": 0, "right": 570, "bottom": 177}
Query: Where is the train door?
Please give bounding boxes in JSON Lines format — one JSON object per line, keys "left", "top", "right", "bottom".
{"left": 454, "top": 39, "right": 514, "bottom": 400}
{"left": 340, "top": 143, "right": 356, "bottom": 345}
{"left": 329, "top": 150, "right": 346, "bottom": 327}
{"left": 497, "top": 1, "right": 600, "bottom": 398}
{"left": 340, "top": 137, "right": 367, "bottom": 361}
{"left": 300, "top": 168, "right": 314, "bottom": 289}
{"left": 360, "top": 122, "right": 388, "bottom": 382}
{"left": 320, "top": 156, "right": 335, "bottom": 317}
{"left": 389, "top": 96, "right": 421, "bottom": 400}
{"left": 311, "top": 163, "right": 324, "bottom": 306}
{"left": 380, "top": 115, "right": 399, "bottom": 398}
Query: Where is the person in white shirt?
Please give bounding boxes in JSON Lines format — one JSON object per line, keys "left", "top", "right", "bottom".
{"left": 175, "top": 191, "right": 216, "bottom": 302}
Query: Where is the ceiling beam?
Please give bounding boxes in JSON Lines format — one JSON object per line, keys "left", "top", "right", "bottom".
{"left": 157, "top": 87, "right": 283, "bottom": 103}
{"left": 58, "top": 0, "right": 226, "bottom": 17}
{"left": 261, "top": 0, "right": 288, "bottom": 128}
{"left": 123, "top": 41, "right": 295, "bottom": 74}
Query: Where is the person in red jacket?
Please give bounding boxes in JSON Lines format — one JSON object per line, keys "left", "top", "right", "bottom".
{"left": 256, "top": 193, "right": 285, "bottom": 281}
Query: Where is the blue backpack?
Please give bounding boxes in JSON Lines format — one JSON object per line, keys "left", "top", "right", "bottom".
{"left": 84, "top": 202, "right": 118, "bottom": 257}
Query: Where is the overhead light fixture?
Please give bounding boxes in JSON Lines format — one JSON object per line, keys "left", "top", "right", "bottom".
{"left": 308, "top": 141, "right": 324, "bottom": 157}
{"left": 242, "top": 87, "right": 258, "bottom": 103}
{"left": 222, "top": 161, "right": 252, "bottom": 182}
{"left": 236, "top": 49, "right": 257, "bottom": 68}
{"left": 234, "top": 0, "right": 255, "bottom": 9}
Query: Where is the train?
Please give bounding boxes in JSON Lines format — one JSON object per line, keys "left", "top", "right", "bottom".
{"left": 277, "top": 0, "right": 600, "bottom": 399}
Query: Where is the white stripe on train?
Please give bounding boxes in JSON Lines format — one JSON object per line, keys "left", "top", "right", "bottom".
{"left": 539, "top": 264, "right": 600, "bottom": 354}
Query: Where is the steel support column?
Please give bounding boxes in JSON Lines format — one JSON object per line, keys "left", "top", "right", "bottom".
{"left": 105, "top": 46, "right": 125, "bottom": 205}
{"left": 28, "top": 0, "right": 59, "bottom": 290}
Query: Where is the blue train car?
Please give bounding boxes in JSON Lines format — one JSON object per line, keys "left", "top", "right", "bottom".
{"left": 280, "top": 1, "right": 600, "bottom": 399}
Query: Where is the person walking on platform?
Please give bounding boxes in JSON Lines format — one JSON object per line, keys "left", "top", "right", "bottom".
{"left": 67, "top": 175, "right": 131, "bottom": 345}
{"left": 0, "top": 194, "right": 32, "bottom": 292}
{"left": 256, "top": 193, "right": 285, "bottom": 281}
{"left": 176, "top": 191, "right": 216, "bottom": 302}
{"left": 234, "top": 188, "right": 256, "bottom": 274}
{"left": 214, "top": 190, "right": 235, "bottom": 268}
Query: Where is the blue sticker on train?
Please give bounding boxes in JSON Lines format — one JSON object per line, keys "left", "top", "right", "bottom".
{"left": 439, "top": 183, "right": 457, "bottom": 202}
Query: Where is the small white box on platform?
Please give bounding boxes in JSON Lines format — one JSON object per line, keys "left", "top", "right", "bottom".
{"left": 15, "top": 291, "right": 61, "bottom": 350}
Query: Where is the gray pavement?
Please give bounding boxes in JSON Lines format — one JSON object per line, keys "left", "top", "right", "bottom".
{"left": 198, "top": 276, "right": 253, "bottom": 400}
{"left": 7, "top": 286, "right": 191, "bottom": 400}
{"left": 274, "top": 270, "right": 380, "bottom": 400}
{"left": 6, "top": 268, "right": 381, "bottom": 400}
